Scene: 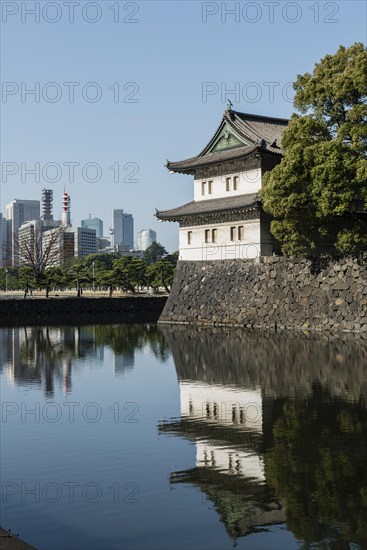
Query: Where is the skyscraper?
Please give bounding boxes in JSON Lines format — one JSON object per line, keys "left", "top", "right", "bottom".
{"left": 113, "top": 209, "right": 123, "bottom": 247}
{"left": 112, "top": 210, "right": 134, "bottom": 251}
{"left": 138, "top": 229, "right": 157, "bottom": 251}
{"left": 6, "top": 199, "right": 40, "bottom": 265}
{"left": 81, "top": 216, "right": 103, "bottom": 238}
{"left": 123, "top": 213, "right": 134, "bottom": 250}
{"left": 0, "top": 213, "right": 6, "bottom": 266}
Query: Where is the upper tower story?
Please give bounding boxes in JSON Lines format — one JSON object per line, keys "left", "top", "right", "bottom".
{"left": 164, "top": 108, "right": 288, "bottom": 203}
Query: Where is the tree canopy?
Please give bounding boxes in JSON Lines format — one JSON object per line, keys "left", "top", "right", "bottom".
{"left": 265, "top": 390, "right": 367, "bottom": 547}
{"left": 143, "top": 241, "right": 167, "bottom": 264}
{"left": 261, "top": 42, "right": 367, "bottom": 256}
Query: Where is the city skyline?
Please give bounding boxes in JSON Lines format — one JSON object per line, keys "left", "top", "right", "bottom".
{"left": 0, "top": 188, "right": 161, "bottom": 265}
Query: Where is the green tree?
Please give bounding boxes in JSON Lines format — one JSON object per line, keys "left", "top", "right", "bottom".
{"left": 147, "top": 258, "right": 175, "bottom": 293}
{"left": 66, "top": 264, "right": 90, "bottom": 297}
{"left": 143, "top": 241, "right": 167, "bottom": 264}
{"left": 261, "top": 43, "right": 367, "bottom": 256}
{"left": 165, "top": 250, "right": 179, "bottom": 266}
{"left": 40, "top": 267, "right": 66, "bottom": 298}
{"left": 97, "top": 269, "right": 115, "bottom": 297}
{"left": 19, "top": 267, "right": 35, "bottom": 298}
{"left": 0, "top": 267, "right": 21, "bottom": 291}
{"left": 112, "top": 256, "right": 147, "bottom": 293}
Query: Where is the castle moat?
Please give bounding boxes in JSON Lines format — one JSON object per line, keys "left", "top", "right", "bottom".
{"left": 1, "top": 324, "right": 366, "bottom": 549}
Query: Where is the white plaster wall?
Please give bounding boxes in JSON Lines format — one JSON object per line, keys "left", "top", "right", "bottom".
{"left": 194, "top": 168, "right": 261, "bottom": 202}
{"left": 179, "top": 220, "right": 261, "bottom": 261}
{"left": 180, "top": 381, "right": 263, "bottom": 433}
{"left": 196, "top": 442, "right": 265, "bottom": 481}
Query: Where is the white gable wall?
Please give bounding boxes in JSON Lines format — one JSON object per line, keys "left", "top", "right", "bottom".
{"left": 194, "top": 168, "right": 261, "bottom": 202}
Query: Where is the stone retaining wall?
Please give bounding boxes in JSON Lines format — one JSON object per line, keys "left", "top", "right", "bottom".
{"left": 159, "top": 258, "right": 367, "bottom": 332}
{"left": 0, "top": 296, "right": 167, "bottom": 327}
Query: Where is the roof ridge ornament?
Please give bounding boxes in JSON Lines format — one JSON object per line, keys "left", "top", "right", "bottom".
{"left": 225, "top": 100, "right": 235, "bottom": 120}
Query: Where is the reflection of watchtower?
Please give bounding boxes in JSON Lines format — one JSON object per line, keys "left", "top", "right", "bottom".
{"left": 159, "top": 326, "right": 287, "bottom": 541}
{"left": 61, "top": 191, "right": 71, "bottom": 227}
{"left": 160, "top": 380, "right": 284, "bottom": 539}
{"left": 178, "top": 381, "right": 265, "bottom": 480}
{"left": 42, "top": 189, "right": 54, "bottom": 221}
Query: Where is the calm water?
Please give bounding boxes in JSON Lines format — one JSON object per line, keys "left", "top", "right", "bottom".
{"left": 1, "top": 324, "right": 366, "bottom": 550}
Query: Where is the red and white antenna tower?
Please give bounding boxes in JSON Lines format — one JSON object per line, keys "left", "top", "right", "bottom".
{"left": 61, "top": 191, "right": 71, "bottom": 226}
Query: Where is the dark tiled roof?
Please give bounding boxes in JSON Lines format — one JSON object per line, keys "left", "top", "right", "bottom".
{"left": 167, "top": 110, "right": 288, "bottom": 174}
{"left": 167, "top": 145, "right": 258, "bottom": 171}
{"left": 156, "top": 193, "right": 259, "bottom": 221}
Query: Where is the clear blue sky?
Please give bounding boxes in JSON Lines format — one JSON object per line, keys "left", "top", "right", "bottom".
{"left": 1, "top": 0, "right": 366, "bottom": 252}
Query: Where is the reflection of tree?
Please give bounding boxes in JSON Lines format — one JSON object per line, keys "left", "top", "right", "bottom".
{"left": 171, "top": 467, "right": 283, "bottom": 540}
{"left": 265, "top": 387, "right": 367, "bottom": 547}
{"left": 16, "top": 327, "right": 80, "bottom": 397}
{"left": 91, "top": 324, "right": 170, "bottom": 362}
{"left": 3, "top": 324, "right": 170, "bottom": 395}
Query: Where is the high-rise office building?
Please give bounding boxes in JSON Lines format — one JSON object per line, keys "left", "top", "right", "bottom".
{"left": 113, "top": 209, "right": 124, "bottom": 246}
{"left": 71, "top": 227, "right": 97, "bottom": 257}
{"left": 137, "top": 229, "right": 157, "bottom": 251}
{"left": 0, "top": 213, "right": 7, "bottom": 266}
{"left": 6, "top": 199, "right": 40, "bottom": 265}
{"left": 18, "top": 220, "right": 42, "bottom": 266}
{"left": 112, "top": 210, "right": 134, "bottom": 251}
{"left": 81, "top": 216, "right": 103, "bottom": 238}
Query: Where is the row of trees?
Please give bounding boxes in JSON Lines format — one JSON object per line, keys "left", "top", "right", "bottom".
{"left": 0, "top": 242, "right": 178, "bottom": 298}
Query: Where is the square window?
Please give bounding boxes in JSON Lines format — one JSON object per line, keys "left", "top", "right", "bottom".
{"left": 238, "top": 226, "right": 244, "bottom": 241}
{"left": 187, "top": 231, "right": 192, "bottom": 245}
{"left": 230, "top": 227, "right": 236, "bottom": 241}
{"left": 205, "top": 229, "right": 210, "bottom": 243}
{"left": 212, "top": 229, "right": 217, "bottom": 243}
{"left": 233, "top": 175, "right": 239, "bottom": 190}
{"left": 201, "top": 181, "right": 206, "bottom": 195}
{"left": 226, "top": 177, "right": 231, "bottom": 192}
{"left": 208, "top": 180, "right": 213, "bottom": 194}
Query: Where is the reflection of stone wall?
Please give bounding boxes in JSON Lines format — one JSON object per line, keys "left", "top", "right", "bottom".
{"left": 161, "top": 326, "right": 367, "bottom": 404}
{"left": 160, "top": 258, "right": 367, "bottom": 332}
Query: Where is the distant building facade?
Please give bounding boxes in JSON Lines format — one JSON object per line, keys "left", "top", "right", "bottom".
{"left": 18, "top": 220, "right": 42, "bottom": 266}
{"left": 113, "top": 210, "right": 134, "bottom": 251}
{"left": 137, "top": 229, "right": 157, "bottom": 251}
{"left": 81, "top": 217, "right": 103, "bottom": 238}
{"left": 6, "top": 199, "right": 41, "bottom": 265}
{"left": 96, "top": 237, "right": 112, "bottom": 251}
{"left": 71, "top": 227, "right": 96, "bottom": 257}
{"left": 0, "top": 213, "right": 7, "bottom": 266}
{"left": 6, "top": 199, "right": 40, "bottom": 265}
{"left": 42, "top": 227, "right": 74, "bottom": 265}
